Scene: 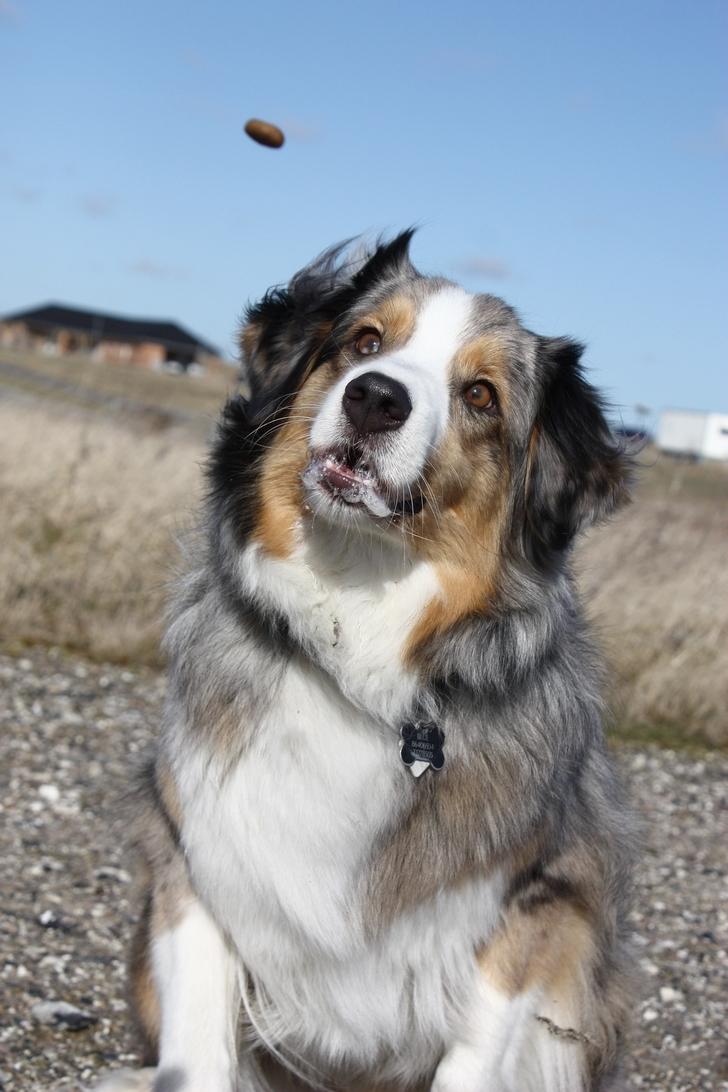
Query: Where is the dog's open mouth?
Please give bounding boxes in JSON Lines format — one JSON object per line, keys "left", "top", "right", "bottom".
{"left": 302, "top": 446, "right": 424, "bottom": 519}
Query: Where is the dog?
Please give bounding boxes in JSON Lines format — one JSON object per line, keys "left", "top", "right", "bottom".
{"left": 98, "top": 231, "right": 636, "bottom": 1092}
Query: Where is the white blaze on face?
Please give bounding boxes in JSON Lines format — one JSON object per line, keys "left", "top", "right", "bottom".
{"left": 309, "top": 286, "right": 474, "bottom": 489}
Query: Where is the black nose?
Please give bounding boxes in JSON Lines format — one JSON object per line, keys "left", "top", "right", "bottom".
{"left": 342, "top": 371, "right": 412, "bottom": 435}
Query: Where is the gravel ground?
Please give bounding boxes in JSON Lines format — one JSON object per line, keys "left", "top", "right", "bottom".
{"left": 1, "top": 649, "right": 726, "bottom": 1092}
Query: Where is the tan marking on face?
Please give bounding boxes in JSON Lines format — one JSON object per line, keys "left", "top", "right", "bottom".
{"left": 452, "top": 335, "right": 510, "bottom": 400}
{"left": 403, "top": 433, "right": 510, "bottom": 662}
{"left": 255, "top": 365, "right": 339, "bottom": 558}
{"left": 401, "top": 334, "right": 516, "bottom": 660}
{"left": 478, "top": 901, "right": 595, "bottom": 997}
{"left": 353, "top": 292, "right": 417, "bottom": 353}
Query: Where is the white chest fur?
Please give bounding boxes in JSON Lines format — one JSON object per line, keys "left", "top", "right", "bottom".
{"left": 175, "top": 658, "right": 506, "bottom": 1076}
{"left": 180, "top": 659, "right": 397, "bottom": 961}
{"left": 236, "top": 525, "right": 441, "bottom": 725}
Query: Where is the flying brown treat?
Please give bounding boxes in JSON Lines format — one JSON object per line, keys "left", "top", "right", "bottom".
{"left": 244, "top": 119, "right": 285, "bottom": 149}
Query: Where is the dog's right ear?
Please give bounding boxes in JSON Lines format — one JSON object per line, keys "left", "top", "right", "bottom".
{"left": 523, "top": 337, "right": 632, "bottom": 568}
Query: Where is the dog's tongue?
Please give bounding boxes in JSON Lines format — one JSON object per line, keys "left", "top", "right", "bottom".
{"left": 322, "top": 459, "right": 361, "bottom": 491}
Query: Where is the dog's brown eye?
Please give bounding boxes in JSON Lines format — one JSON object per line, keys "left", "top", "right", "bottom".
{"left": 464, "top": 382, "right": 495, "bottom": 410}
{"left": 354, "top": 329, "right": 381, "bottom": 356}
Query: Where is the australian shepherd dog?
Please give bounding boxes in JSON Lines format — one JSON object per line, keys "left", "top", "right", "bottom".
{"left": 99, "top": 232, "right": 636, "bottom": 1092}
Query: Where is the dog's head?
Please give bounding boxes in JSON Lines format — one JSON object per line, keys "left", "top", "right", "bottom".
{"left": 213, "top": 232, "right": 630, "bottom": 636}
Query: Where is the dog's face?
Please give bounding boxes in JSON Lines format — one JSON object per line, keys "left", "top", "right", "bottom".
{"left": 303, "top": 281, "right": 511, "bottom": 529}
{"left": 213, "top": 233, "right": 629, "bottom": 649}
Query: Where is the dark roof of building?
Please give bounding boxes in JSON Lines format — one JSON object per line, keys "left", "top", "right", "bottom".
{"left": 1, "top": 303, "right": 221, "bottom": 357}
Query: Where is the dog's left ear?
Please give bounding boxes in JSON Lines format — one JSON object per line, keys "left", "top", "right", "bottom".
{"left": 524, "top": 337, "right": 631, "bottom": 564}
{"left": 240, "top": 230, "right": 417, "bottom": 405}
{"left": 240, "top": 243, "right": 350, "bottom": 403}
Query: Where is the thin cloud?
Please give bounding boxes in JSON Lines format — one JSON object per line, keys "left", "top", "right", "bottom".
{"left": 79, "top": 193, "right": 117, "bottom": 218}
{"left": 568, "top": 92, "right": 595, "bottom": 113}
{"left": 0, "top": 1, "right": 21, "bottom": 23}
{"left": 679, "top": 114, "right": 728, "bottom": 156}
{"left": 455, "top": 256, "right": 511, "bottom": 280}
{"left": 181, "top": 49, "right": 208, "bottom": 71}
{"left": 11, "top": 184, "right": 41, "bottom": 203}
{"left": 128, "top": 259, "right": 188, "bottom": 281}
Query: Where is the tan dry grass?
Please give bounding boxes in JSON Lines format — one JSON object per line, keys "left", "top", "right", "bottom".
{"left": 0, "top": 400, "right": 201, "bottom": 664}
{"left": 1, "top": 400, "right": 726, "bottom": 745}
{"left": 578, "top": 479, "right": 728, "bottom": 747}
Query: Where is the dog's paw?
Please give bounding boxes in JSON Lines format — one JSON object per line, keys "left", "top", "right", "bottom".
{"left": 90, "top": 1068, "right": 157, "bottom": 1092}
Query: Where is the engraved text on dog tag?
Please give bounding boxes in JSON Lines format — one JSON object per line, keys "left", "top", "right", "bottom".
{"left": 399, "top": 722, "right": 445, "bottom": 778}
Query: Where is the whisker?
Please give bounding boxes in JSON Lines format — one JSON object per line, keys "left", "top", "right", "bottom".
{"left": 242, "top": 416, "right": 319, "bottom": 451}
{"left": 402, "top": 526, "right": 438, "bottom": 546}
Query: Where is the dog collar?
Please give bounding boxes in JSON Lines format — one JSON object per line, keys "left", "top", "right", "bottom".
{"left": 399, "top": 721, "right": 445, "bottom": 778}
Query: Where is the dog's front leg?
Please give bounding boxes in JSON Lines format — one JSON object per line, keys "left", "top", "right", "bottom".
{"left": 94, "top": 891, "right": 241, "bottom": 1092}
{"left": 431, "top": 976, "right": 533, "bottom": 1092}
{"left": 431, "top": 895, "right": 623, "bottom": 1092}
{"left": 432, "top": 974, "right": 592, "bottom": 1092}
{"left": 151, "top": 897, "right": 241, "bottom": 1092}
{"left": 96, "top": 762, "right": 244, "bottom": 1092}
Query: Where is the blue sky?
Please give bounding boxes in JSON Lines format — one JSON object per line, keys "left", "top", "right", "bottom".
{"left": 1, "top": 0, "right": 726, "bottom": 420}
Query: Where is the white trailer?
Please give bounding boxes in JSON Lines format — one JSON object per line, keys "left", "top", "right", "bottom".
{"left": 657, "top": 409, "right": 728, "bottom": 461}
{"left": 702, "top": 414, "right": 728, "bottom": 461}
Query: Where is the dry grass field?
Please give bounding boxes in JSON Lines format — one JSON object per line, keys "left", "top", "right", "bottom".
{"left": 0, "top": 398, "right": 202, "bottom": 666}
{"left": 579, "top": 467, "right": 728, "bottom": 748}
{"left": 1, "top": 353, "right": 727, "bottom": 747}
{"left": 0, "top": 347, "right": 237, "bottom": 420}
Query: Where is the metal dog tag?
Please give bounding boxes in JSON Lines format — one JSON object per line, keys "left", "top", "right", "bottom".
{"left": 399, "top": 722, "right": 445, "bottom": 778}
